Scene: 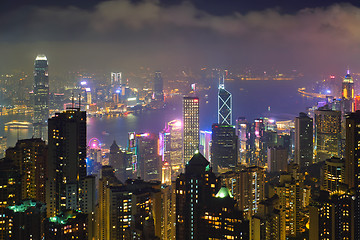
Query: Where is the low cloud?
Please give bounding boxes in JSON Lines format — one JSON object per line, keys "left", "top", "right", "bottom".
{"left": 0, "top": 0, "right": 360, "bottom": 74}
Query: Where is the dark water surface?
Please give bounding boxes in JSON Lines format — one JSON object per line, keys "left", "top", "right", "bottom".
{"left": 0, "top": 80, "right": 318, "bottom": 148}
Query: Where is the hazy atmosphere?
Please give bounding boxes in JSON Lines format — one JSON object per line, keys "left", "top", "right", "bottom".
{"left": 1, "top": 0, "right": 360, "bottom": 75}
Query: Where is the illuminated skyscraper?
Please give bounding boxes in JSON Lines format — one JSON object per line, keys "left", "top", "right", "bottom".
{"left": 236, "top": 117, "right": 250, "bottom": 166}
{"left": 167, "top": 120, "right": 183, "bottom": 168}
{"left": 322, "top": 157, "right": 345, "bottom": 193}
{"left": 294, "top": 112, "right": 313, "bottom": 169}
{"left": 97, "top": 166, "right": 122, "bottom": 240}
{"left": 154, "top": 71, "right": 163, "bottom": 100}
{"left": 183, "top": 97, "right": 199, "bottom": 164}
{"left": 342, "top": 70, "right": 354, "bottom": 114}
{"left": 136, "top": 133, "right": 161, "bottom": 181}
{"left": 344, "top": 111, "right": 360, "bottom": 239}
{"left": 46, "top": 107, "right": 87, "bottom": 217}
{"left": 211, "top": 124, "right": 238, "bottom": 173}
{"left": 175, "top": 153, "right": 218, "bottom": 240}
{"left": 314, "top": 109, "right": 341, "bottom": 163}
{"left": 110, "top": 72, "right": 122, "bottom": 86}
{"left": 274, "top": 173, "right": 302, "bottom": 238}
{"left": 33, "top": 54, "right": 49, "bottom": 139}
{"left": 199, "top": 130, "right": 212, "bottom": 161}
{"left": 6, "top": 138, "right": 47, "bottom": 202}
{"left": 221, "top": 166, "right": 265, "bottom": 219}
{"left": 309, "top": 191, "right": 355, "bottom": 240}
{"left": 218, "top": 75, "right": 232, "bottom": 125}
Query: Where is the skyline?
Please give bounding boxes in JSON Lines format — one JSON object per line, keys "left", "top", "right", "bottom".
{"left": 1, "top": 1, "right": 360, "bottom": 76}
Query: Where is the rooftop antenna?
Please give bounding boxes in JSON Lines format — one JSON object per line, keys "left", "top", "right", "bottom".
{"left": 78, "top": 94, "right": 81, "bottom": 111}
{"left": 71, "top": 92, "right": 74, "bottom": 109}
{"left": 347, "top": 66, "right": 350, "bottom": 75}
{"left": 219, "top": 73, "right": 225, "bottom": 89}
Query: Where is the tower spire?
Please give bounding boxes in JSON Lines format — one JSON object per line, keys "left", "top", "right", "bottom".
{"left": 219, "top": 73, "right": 225, "bottom": 89}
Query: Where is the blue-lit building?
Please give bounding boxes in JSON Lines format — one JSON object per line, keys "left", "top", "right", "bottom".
{"left": 218, "top": 75, "right": 232, "bottom": 125}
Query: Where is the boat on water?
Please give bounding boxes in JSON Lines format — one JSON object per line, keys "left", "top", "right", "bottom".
{"left": 5, "top": 120, "right": 32, "bottom": 129}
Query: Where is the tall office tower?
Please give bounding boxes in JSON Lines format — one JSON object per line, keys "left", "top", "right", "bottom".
{"left": 6, "top": 138, "right": 47, "bottom": 202}
{"left": 33, "top": 54, "right": 49, "bottom": 139}
{"left": 136, "top": 133, "right": 161, "bottom": 181}
{"left": 176, "top": 153, "right": 219, "bottom": 240}
{"left": 83, "top": 175, "right": 96, "bottom": 240}
{"left": 250, "top": 119, "right": 266, "bottom": 166}
{"left": 274, "top": 173, "right": 303, "bottom": 238}
{"left": 110, "top": 72, "right": 122, "bottom": 86}
{"left": 160, "top": 184, "right": 173, "bottom": 240}
{"left": 154, "top": 71, "right": 164, "bottom": 100}
{"left": 162, "top": 161, "right": 171, "bottom": 185}
{"left": 309, "top": 191, "right": 355, "bottom": 240}
{"left": 345, "top": 111, "right": 360, "bottom": 189}
{"left": 355, "top": 96, "right": 360, "bottom": 111}
{"left": 211, "top": 124, "right": 238, "bottom": 173}
{"left": 183, "top": 97, "right": 200, "bottom": 164}
{"left": 101, "top": 179, "right": 162, "bottom": 239}
{"left": 125, "top": 179, "right": 162, "bottom": 239}
{"left": 221, "top": 166, "right": 265, "bottom": 219}
{"left": 109, "top": 140, "right": 126, "bottom": 181}
{"left": 97, "top": 166, "right": 122, "bottom": 240}
{"left": 165, "top": 120, "right": 183, "bottom": 176}
{"left": 0, "top": 158, "right": 21, "bottom": 240}
{"left": 236, "top": 117, "right": 250, "bottom": 166}
{"left": 344, "top": 111, "right": 360, "bottom": 239}
{"left": 322, "top": 157, "right": 345, "bottom": 193}
{"left": 342, "top": 70, "right": 354, "bottom": 114}
{"left": 159, "top": 129, "right": 170, "bottom": 163}
{"left": 294, "top": 112, "right": 313, "bottom": 169}
{"left": 314, "top": 109, "right": 341, "bottom": 163}
{"left": 46, "top": 108, "right": 87, "bottom": 217}
{"left": 267, "top": 146, "right": 288, "bottom": 173}
{"left": 218, "top": 75, "right": 232, "bottom": 125}
{"left": 199, "top": 130, "right": 212, "bottom": 161}
{"left": 251, "top": 195, "right": 285, "bottom": 240}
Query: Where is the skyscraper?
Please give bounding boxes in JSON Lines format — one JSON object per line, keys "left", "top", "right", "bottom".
{"left": 46, "top": 107, "right": 86, "bottom": 217}
{"left": 176, "top": 153, "right": 218, "bottom": 240}
{"left": 136, "top": 132, "right": 161, "bottom": 181}
{"left": 218, "top": 75, "right": 232, "bottom": 125}
{"left": 294, "top": 112, "right": 313, "bottom": 169}
{"left": 6, "top": 138, "right": 47, "bottom": 202}
{"left": 183, "top": 97, "right": 199, "bottom": 164}
{"left": 221, "top": 166, "right": 265, "bottom": 219}
{"left": 236, "top": 117, "right": 250, "bottom": 166}
{"left": 33, "top": 54, "right": 49, "bottom": 139}
{"left": 111, "top": 72, "right": 122, "bottom": 86}
{"left": 344, "top": 111, "right": 360, "bottom": 239}
{"left": 322, "top": 157, "right": 345, "bottom": 193}
{"left": 211, "top": 124, "right": 238, "bottom": 173}
{"left": 154, "top": 71, "right": 163, "bottom": 100}
{"left": 267, "top": 146, "right": 288, "bottom": 173}
{"left": 167, "top": 120, "right": 183, "bottom": 175}
{"left": 199, "top": 130, "right": 212, "bottom": 161}
{"left": 342, "top": 70, "right": 354, "bottom": 114}
{"left": 314, "top": 109, "right": 341, "bottom": 163}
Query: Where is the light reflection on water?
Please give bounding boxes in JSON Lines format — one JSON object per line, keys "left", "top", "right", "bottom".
{"left": 0, "top": 81, "right": 318, "bottom": 149}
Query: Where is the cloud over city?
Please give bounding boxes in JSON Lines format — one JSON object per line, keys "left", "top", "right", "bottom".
{"left": 1, "top": 0, "right": 360, "bottom": 74}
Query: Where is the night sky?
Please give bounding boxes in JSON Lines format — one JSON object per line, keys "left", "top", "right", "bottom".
{"left": 0, "top": 0, "right": 359, "bottom": 75}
